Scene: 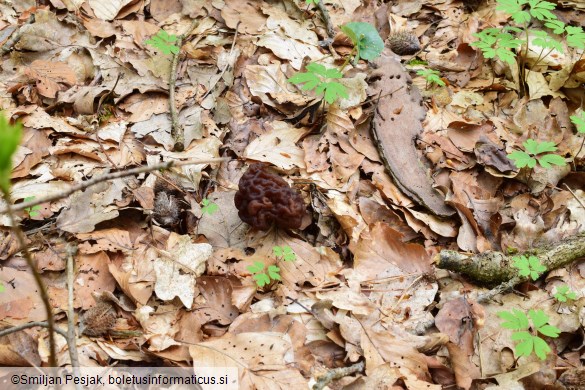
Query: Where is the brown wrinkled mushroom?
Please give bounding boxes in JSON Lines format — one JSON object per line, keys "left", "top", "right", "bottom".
{"left": 234, "top": 163, "right": 306, "bottom": 231}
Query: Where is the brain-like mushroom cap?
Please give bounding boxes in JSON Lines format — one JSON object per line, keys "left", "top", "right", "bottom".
{"left": 234, "top": 163, "right": 305, "bottom": 231}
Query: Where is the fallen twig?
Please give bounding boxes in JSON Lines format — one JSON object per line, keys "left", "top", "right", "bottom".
{"left": 1, "top": 192, "right": 57, "bottom": 367}
{"left": 313, "top": 361, "right": 364, "bottom": 390}
{"left": 0, "top": 157, "right": 230, "bottom": 215}
{"left": 0, "top": 14, "right": 35, "bottom": 56}
{"left": 170, "top": 20, "right": 200, "bottom": 152}
{"left": 436, "top": 232, "right": 585, "bottom": 287}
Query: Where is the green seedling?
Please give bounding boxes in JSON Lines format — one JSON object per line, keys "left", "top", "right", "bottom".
{"left": 471, "top": 0, "right": 585, "bottom": 76}
{"left": 0, "top": 113, "right": 22, "bottom": 194}
{"left": 0, "top": 282, "right": 4, "bottom": 293}
{"left": 273, "top": 245, "right": 296, "bottom": 262}
{"left": 512, "top": 254, "right": 547, "bottom": 280}
{"left": 498, "top": 308, "right": 560, "bottom": 360}
{"left": 23, "top": 196, "right": 41, "bottom": 218}
{"left": 288, "top": 62, "right": 348, "bottom": 104}
{"left": 247, "top": 261, "right": 281, "bottom": 288}
{"left": 201, "top": 198, "right": 218, "bottom": 215}
{"left": 340, "top": 22, "right": 384, "bottom": 62}
{"left": 570, "top": 112, "right": 585, "bottom": 159}
{"left": 507, "top": 139, "right": 566, "bottom": 169}
{"left": 553, "top": 285, "right": 577, "bottom": 303}
{"left": 145, "top": 30, "right": 180, "bottom": 55}
{"left": 416, "top": 68, "right": 446, "bottom": 88}
{"left": 305, "top": 0, "right": 319, "bottom": 4}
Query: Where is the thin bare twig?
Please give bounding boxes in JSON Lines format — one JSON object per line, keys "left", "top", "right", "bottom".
{"left": 201, "top": 22, "right": 239, "bottom": 101}
{"left": 0, "top": 321, "right": 68, "bottom": 339}
{"left": 0, "top": 194, "right": 57, "bottom": 367}
{"left": 66, "top": 244, "right": 81, "bottom": 388}
{"left": 0, "top": 14, "right": 35, "bottom": 56}
{"left": 316, "top": 1, "right": 334, "bottom": 39}
{"left": 170, "top": 20, "right": 200, "bottom": 152}
{"left": 313, "top": 361, "right": 364, "bottom": 390}
{"left": 0, "top": 157, "right": 230, "bottom": 215}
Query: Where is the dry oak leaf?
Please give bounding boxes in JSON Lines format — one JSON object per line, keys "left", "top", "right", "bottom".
{"left": 24, "top": 60, "right": 77, "bottom": 98}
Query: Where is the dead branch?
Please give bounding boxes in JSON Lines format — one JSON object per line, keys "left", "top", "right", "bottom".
{"left": 0, "top": 321, "right": 68, "bottom": 339}
{"left": 0, "top": 14, "right": 35, "bottom": 56}
{"left": 435, "top": 231, "right": 585, "bottom": 287}
{"left": 0, "top": 157, "right": 230, "bottom": 215}
{"left": 170, "top": 20, "right": 200, "bottom": 152}
{"left": 313, "top": 361, "right": 364, "bottom": 390}
{"left": 1, "top": 193, "right": 57, "bottom": 367}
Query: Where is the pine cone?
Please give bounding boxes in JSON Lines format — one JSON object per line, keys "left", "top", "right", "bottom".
{"left": 388, "top": 30, "right": 420, "bottom": 55}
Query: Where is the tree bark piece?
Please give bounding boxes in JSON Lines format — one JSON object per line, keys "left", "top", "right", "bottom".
{"left": 369, "top": 50, "right": 453, "bottom": 217}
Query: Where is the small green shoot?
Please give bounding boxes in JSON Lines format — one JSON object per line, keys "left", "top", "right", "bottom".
{"left": 288, "top": 62, "right": 348, "bottom": 104}
{"left": 570, "top": 112, "right": 585, "bottom": 134}
{"left": 470, "top": 28, "right": 523, "bottom": 66}
{"left": 247, "top": 261, "right": 281, "bottom": 288}
{"left": 507, "top": 139, "right": 566, "bottom": 169}
{"left": 23, "top": 196, "right": 41, "bottom": 217}
{"left": 305, "top": 0, "right": 319, "bottom": 4}
{"left": 0, "top": 113, "right": 22, "bottom": 194}
{"left": 145, "top": 30, "right": 180, "bottom": 55}
{"left": 512, "top": 254, "right": 547, "bottom": 280}
{"left": 0, "top": 282, "right": 4, "bottom": 293}
{"left": 273, "top": 245, "right": 296, "bottom": 262}
{"left": 498, "top": 308, "right": 560, "bottom": 360}
{"left": 201, "top": 198, "right": 219, "bottom": 215}
{"left": 553, "top": 285, "right": 577, "bottom": 303}
{"left": 416, "top": 68, "right": 446, "bottom": 88}
{"left": 340, "top": 22, "right": 384, "bottom": 62}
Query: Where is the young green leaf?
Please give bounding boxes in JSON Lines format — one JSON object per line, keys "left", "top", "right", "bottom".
{"left": 288, "top": 63, "right": 348, "bottom": 104}
{"left": 0, "top": 282, "right": 4, "bottom": 293}
{"left": 554, "top": 285, "right": 577, "bottom": 302}
{"left": 201, "top": 198, "right": 219, "bottom": 215}
{"left": 0, "top": 113, "right": 22, "bottom": 194}
{"left": 531, "top": 30, "right": 563, "bottom": 52}
{"left": 145, "top": 30, "right": 180, "bottom": 55}
{"left": 507, "top": 150, "right": 537, "bottom": 168}
{"left": 512, "top": 255, "right": 546, "bottom": 280}
{"left": 498, "top": 309, "right": 530, "bottom": 330}
{"left": 497, "top": 0, "right": 531, "bottom": 24}
{"left": 267, "top": 265, "right": 281, "bottom": 281}
{"left": 340, "top": 22, "right": 384, "bottom": 61}
{"left": 527, "top": 0, "right": 557, "bottom": 21}
{"left": 570, "top": 112, "right": 585, "bottom": 133}
{"left": 416, "top": 69, "right": 446, "bottom": 87}
{"left": 566, "top": 26, "right": 585, "bottom": 49}
{"left": 273, "top": 246, "right": 296, "bottom": 262}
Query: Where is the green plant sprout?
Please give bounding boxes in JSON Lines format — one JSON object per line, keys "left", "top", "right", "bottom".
{"left": 511, "top": 254, "right": 547, "bottom": 280}
{"left": 498, "top": 308, "right": 560, "bottom": 360}
{"left": 470, "top": 0, "right": 585, "bottom": 95}
{"left": 247, "top": 261, "right": 281, "bottom": 288}
{"left": 305, "top": 0, "right": 319, "bottom": 4}
{"left": 340, "top": 22, "right": 384, "bottom": 62}
{"left": 0, "top": 282, "right": 4, "bottom": 293}
{"left": 416, "top": 68, "right": 446, "bottom": 88}
{"left": 553, "top": 285, "right": 577, "bottom": 303}
{"left": 570, "top": 111, "right": 585, "bottom": 160}
{"left": 23, "top": 196, "right": 41, "bottom": 218}
{"left": 273, "top": 245, "right": 296, "bottom": 262}
{"left": 201, "top": 198, "right": 218, "bottom": 215}
{"left": 145, "top": 30, "right": 180, "bottom": 55}
{"left": 288, "top": 63, "right": 349, "bottom": 104}
{"left": 507, "top": 139, "right": 566, "bottom": 169}
{"left": 0, "top": 113, "right": 22, "bottom": 194}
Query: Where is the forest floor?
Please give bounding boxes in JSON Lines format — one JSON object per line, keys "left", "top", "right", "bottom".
{"left": 1, "top": 0, "right": 585, "bottom": 389}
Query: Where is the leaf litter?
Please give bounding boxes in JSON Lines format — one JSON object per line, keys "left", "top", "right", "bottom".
{"left": 0, "top": 0, "right": 584, "bottom": 389}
